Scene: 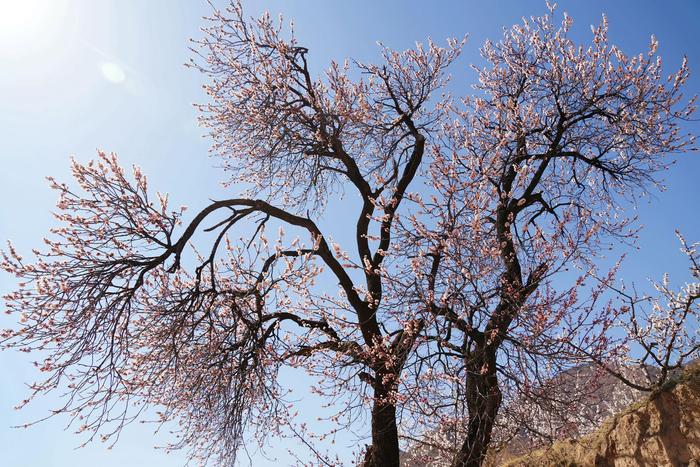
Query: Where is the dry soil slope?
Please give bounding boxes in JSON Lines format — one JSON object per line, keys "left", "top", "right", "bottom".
{"left": 505, "top": 364, "right": 700, "bottom": 467}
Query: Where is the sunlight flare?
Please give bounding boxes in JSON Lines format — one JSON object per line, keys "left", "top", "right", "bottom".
{"left": 99, "top": 61, "right": 126, "bottom": 84}
{"left": 0, "top": 0, "right": 68, "bottom": 55}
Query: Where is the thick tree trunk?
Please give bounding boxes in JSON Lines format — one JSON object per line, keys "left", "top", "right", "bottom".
{"left": 361, "top": 324, "right": 423, "bottom": 467}
{"left": 451, "top": 351, "right": 502, "bottom": 467}
{"left": 362, "top": 382, "right": 400, "bottom": 467}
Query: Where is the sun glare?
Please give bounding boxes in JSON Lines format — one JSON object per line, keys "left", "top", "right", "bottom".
{"left": 0, "top": 0, "right": 68, "bottom": 56}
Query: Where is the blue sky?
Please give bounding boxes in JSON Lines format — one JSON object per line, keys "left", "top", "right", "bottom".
{"left": 0, "top": 1, "right": 698, "bottom": 466}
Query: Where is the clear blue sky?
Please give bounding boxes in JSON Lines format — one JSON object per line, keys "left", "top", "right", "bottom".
{"left": 0, "top": 1, "right": 698, "bottom": 466}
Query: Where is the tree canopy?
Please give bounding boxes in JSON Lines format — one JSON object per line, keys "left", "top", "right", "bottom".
{"left": 1, "top": 3, "right": 697, "bottom": 466}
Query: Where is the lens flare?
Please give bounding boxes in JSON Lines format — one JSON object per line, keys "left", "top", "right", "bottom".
{"left": 99, "top": 61, "right": 127, "bottom": 84}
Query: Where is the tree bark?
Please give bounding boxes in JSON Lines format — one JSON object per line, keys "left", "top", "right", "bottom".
{"left": 451, "top": 350, "right": 502, "bottom": 467}
{"left": 362, "top": 381, "right": 401, "bottom": 467}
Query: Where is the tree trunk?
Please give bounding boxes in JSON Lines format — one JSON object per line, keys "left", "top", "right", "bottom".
{"left": 451, "top": 351, "right": 502, "bottom": 467}
{"left": 362, "top": 381, "right": 400, "bottom": 467}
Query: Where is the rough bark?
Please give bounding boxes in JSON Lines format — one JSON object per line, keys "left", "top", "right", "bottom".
{"left": 363, "top": 381, "right": 401, "bottom": 467}
{"left": 451, "top": 350, "right": 503, "bottom": 467}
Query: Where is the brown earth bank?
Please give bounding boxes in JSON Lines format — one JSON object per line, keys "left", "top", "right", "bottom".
{"left": 503, "top": 364, "right": 700, "bottom": 467}
{"left": 402, "top": 364, "right": 658, "bottom": 466}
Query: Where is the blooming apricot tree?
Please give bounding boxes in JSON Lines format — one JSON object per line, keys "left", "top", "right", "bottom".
{"left": 1, "top": 3, "right": 695, "bottom": 467}
{"left": 391, "top": 5, "right": 695, "bottom": 465}
{"left": 606, "top": 232, "right": 699, "bottom": 390}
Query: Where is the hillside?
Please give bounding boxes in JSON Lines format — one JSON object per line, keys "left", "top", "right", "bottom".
{"left": 505, "top": 363, "right": 700, "bottom": 467}
{"left": 402, "top": 365, "right": 654, "bottom": 466}
{"left": 402, "top": 364, "right": 700, "bottom": 466}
